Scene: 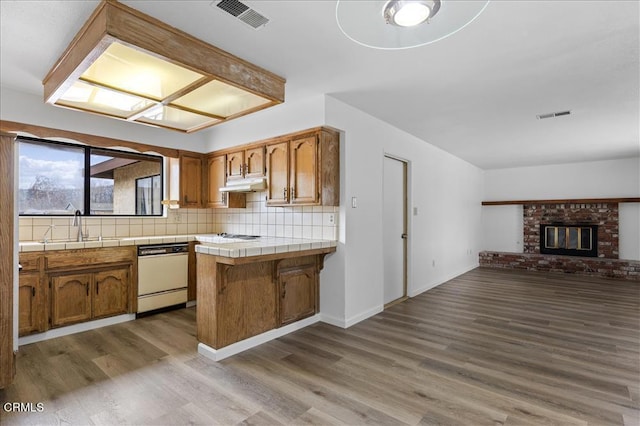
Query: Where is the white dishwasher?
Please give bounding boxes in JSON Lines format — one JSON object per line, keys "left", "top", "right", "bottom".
{"left": 137, "top": 243, "right": 189, "bottom": 314}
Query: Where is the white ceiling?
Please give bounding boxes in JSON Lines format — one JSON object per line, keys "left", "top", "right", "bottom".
{"left": 1, "top": 0, "right": 638, "bottom": 170}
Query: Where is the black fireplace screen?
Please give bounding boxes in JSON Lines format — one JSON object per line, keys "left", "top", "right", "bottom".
{"left": 540, "top": 224, "right": 598, "bottom": 257}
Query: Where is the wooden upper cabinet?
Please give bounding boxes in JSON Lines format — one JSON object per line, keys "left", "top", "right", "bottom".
{"left": 93, "top": 268, "right": 129, "bottom": 319}
{"left": 245, "top": 146, "right": 265, "bottom": 178}
{"left": 227, "top": 151, "right": 244, "bottom": 181}
{"left": 206, "top": 155, "right": 226, "bottom": 208}
{"left": 208, "top": 126, "right": 339, "bottom": 207}
{"left": 227, "top": 146, "right": 265, "bottom": 180}
{"left": 290, "top": 136, "right": 318, "bottom": 205}
{"left": 266, "top": 142, "right": 290, "bottom": 206}
{"left": 179, "top": 153, "right": 203, "bottom": 208}
{"left": 205, "top": 154, "right": 246, "bottom": 209}
{"left": 265, "top": 128, "right": 339, "bottom": 207}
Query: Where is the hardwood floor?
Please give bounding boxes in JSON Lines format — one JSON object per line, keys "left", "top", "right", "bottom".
{"left": 1, "top": 268, "right": 638, "bottom": 425}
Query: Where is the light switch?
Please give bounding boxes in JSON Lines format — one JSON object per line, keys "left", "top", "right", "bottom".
{"left": 351, "top": 197, "right": 358, "bottom": 208}
{"left": 413, "top": 207, "right": 418, "bottom": 216}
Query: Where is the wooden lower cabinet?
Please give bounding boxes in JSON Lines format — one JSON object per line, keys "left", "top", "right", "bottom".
{"left": 93, "top": 268, "right": 129, "bottom": 318}
{"left": 18, "top": 273, "right": 45, "bottom": 336}
{"left": 278, "top": 264, "right": 317, "bottom": 326}
{"left": 19, "top": 247, "right": 134, "bottom": 333}
{"left": 51, "top": 273, "right": 92, "bottom": 327}
{"left": 197, "top": 251, "right": 331, "bottom": 350}
{"left": 51, "top": 268, "right": 130, "bottom": 328}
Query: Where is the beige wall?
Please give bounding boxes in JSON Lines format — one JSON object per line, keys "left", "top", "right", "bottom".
{"left": 112, "top": 161, "right": 161, "bottom": 215}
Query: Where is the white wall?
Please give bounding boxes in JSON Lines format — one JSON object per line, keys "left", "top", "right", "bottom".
{"left": 482, "top": 158, "right": 640, "bottom": 260}
{"left": 482, "top": 205, "right": 524, "bottom": 252}
{"left": 0, "top": 86, "right": 209, "bottom": 152}
{"left": 203, "top": 95, "right": 326, "bottom": 151}
{"left": 484, "top": 158, "right": 640, "bottom": 200}
{"left": 325, "top": 96, "right": 484, "bottom": 326}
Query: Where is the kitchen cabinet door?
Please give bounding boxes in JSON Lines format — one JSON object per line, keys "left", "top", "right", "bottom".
{"left": 51, "top": 273, "right": 92, "bottom": 327}
{"left": 93, "top": 268, "right": 129, "bottom": 319}
{"left": 206, "top": 155, "right": 226, "bottom": 208}
{"left": 206, "top": 154, "right": 246, "bottom": 209}
{"left": 227, "top": 151, "right": 244, "bottom": 181}
{"left": 290, "top": 135, "right": 318, "bottom": 205}
{"left": 265, "top": 141, "right": 289, "bottom": 206}
{"left": 278, "top": 265, "right": 317, "bottom": 326}
{"left": 245, "top": 146, "right": 265, "bottom": 178}
{"left": 180, "top": 153, "right": 203, "bottom": 207}
{"left": 18, "top": 273, "right": 44, "bottom": 336}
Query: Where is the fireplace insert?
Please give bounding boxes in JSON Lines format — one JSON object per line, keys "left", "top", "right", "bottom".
{"left": 540, "top": 223, "right": 598, "bottom": 257}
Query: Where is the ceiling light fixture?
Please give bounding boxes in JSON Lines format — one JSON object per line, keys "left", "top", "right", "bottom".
{"left": 43, "top": 0, "right": 285, "bottom": 133}
{"left": 336, "top": 0, "right": 490, "bottom": 50}
{"left": 383, "top": 0, "right": 441, "bottom": 27}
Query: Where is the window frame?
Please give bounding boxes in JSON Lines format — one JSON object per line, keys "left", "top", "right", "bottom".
{"left": 18, "top": 136, "right": 164, "bottom": 217}
{"left": 135, "top": 174, "right": 161, "bottom": 215}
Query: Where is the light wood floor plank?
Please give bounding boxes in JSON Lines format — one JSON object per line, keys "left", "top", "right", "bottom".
{"left": 1, "top": 268, "right": 638, "bottom": 425}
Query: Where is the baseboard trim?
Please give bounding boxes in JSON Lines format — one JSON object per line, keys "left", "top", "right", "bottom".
{"left": 319, "top": 313, "right": 347, "bottom": 328}
{"left": 343, "top": 305, "right": 384, "bottom": 328}
{"left": 409, "top": 264, "right": 478, "bottom": 297}
{"left": 198, "top": 314, "right": 321, "bottom": 362}
{"left": 19, "top": 314, "right": 136, "bottom": 346}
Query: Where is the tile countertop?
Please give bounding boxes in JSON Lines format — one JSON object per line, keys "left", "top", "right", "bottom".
{"left": 18, "top": 235, "right": 198, "bottom": 252}
{"left": 18, "top": 235, "right": 337, "bottom": 258}
{"left": 195, "top": 235, "right": 337, "bottom": 258}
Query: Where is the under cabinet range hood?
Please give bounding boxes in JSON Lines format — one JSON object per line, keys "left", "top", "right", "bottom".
{"left": 42, "top": 0, "right": 285, "bottom": 133}
{"left": 220, "top": 177, "right": 267, "bottom": 192}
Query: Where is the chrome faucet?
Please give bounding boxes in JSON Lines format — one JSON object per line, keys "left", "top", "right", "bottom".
{"left": 72, "top": 210, "right": 84, "bottom": 242}
{"left": 42, "top": 224, "right": 55, "bottom": 244}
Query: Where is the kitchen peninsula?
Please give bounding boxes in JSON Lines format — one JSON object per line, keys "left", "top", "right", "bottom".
{"left": 195, "top": 236, "right": 336, "bottom": 361}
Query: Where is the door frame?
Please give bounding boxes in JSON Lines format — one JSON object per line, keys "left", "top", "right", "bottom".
{"left": 382, "top": 153, "right": 410, "bottom": 308}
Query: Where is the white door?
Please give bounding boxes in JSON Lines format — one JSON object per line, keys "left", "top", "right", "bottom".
{"left": 383, "top": 156, "right": 407, "bottom": 306}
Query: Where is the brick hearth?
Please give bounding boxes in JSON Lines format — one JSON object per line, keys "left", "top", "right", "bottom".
{"left": 479, "top": 251, "right": 639, "bottom": 281}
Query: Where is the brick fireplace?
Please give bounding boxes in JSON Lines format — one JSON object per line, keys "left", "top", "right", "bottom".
{"left": 480, "top": 200, "right": 639, "bottom": 281}
{"left": 523, "top": 203, "right": 618, "bottom": 258}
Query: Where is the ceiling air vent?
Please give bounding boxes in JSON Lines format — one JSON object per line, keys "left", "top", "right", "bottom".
{"left": 536, "top": 110, "right": 572, "bottom": 120}
{"left": 214, "top": 0, "right": 269, "bottom": 29}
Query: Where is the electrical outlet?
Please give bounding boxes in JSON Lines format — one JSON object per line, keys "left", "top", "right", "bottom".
{"left": 173, "top": 211, "right": 182, "bottom": 223}
{"left": 328, "top": 214, "right": 335, "bottom": 224}
{"left": 432, "top": 260, "right": 436, "bottom": 267}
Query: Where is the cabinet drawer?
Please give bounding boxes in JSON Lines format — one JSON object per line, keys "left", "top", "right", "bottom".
{"left": 18, "top": 253, "right": 41, "bottom": 272}
{"left": 45, "top": 247, "right": 134, "bottom": 270}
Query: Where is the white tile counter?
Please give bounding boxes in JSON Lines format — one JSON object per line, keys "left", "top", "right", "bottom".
{"left": 18, "top": 235, "right": 198, "bottom": 252}
{"left": 195, "top": 235, "right": 337, "bottom": 258}
{"left": 19, "top": 234, "right": 337, "bottom": 258}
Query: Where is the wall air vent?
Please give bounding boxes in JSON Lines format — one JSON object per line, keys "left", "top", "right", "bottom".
{"left": 214, "top": 0, "right": 269, "bottom": 29}
{"left": 536, "top": 110, "right": 572, "bottom": 120}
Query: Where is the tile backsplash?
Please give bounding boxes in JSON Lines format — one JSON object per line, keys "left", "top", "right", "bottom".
{"left": 215, "top": 192, "right": 338, "bottom": 240}
{"left": 19, "top": 191, "right": 338, "bottom": 242}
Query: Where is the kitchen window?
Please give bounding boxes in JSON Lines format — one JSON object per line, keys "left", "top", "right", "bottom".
{"left": 18, "top": 136, "right": 163, "bottom": 216}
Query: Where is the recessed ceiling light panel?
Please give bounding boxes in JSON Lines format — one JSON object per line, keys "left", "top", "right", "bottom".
{"left": 43, "top": 0, "right": 284, "bottom": 133}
